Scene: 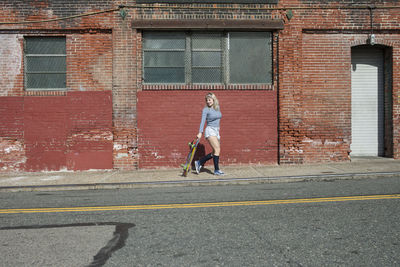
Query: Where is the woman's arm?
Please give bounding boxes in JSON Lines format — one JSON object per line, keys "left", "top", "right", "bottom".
{"left": 197, "top": 108, "right": 208, "bottom": 139}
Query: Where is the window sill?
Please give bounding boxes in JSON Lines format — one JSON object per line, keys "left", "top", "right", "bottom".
{"left": 24, "top": 90, "right": 67, "bottom": 96}
{"left": 142, "top": 84, "right": 273, "bottom": 90}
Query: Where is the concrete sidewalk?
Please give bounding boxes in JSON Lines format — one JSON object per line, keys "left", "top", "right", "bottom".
{"left": 1, "top": 157, "right": 400, "bottom": 192}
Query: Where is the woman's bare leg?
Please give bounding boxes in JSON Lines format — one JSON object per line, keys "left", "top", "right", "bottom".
{"left": 207, "top": 136, "right": 220, "bottom": 156}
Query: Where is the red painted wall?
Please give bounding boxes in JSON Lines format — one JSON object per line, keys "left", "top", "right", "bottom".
{"left": 0, "top": 91, "right": 112, "bottom": 172}
{"left": 137, "top": 91, "right": 278, "bottom": 169}
{"left": 0, "top": 97, "right": 25, "bottom": 171}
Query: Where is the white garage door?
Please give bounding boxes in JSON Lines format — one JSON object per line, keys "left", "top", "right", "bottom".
{"left": 351, "top": 46, "right": 384, "bottom": 156}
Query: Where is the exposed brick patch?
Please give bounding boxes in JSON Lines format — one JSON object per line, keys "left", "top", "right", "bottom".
{"left": 0, "top": 34, "right": 23, "bottom": 96}
{"left": 0, "top": 138, "right": 26, "bottom": 172}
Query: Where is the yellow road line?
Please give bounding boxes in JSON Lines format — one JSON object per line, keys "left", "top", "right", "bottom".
{"left": 1, "top": 194, "right": 399, "bottom": 214}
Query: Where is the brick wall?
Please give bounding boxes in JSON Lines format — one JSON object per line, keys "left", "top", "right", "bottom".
{"left": 111, "top": 19, "right": 139, "bottom": 170}
{"left": 277, "top": 2, "right": 400, "bottom": 163}
{"left": 299, "top": 33, "right": 400, "bottom": 162}
{"left": 300, "top": 33, "right": 352, "bottom": 162}
{"left": 391, "top": 38, "right": 400, "bottom": 159}
{"left": 1, "top": 0, "right": 400, "bottom": 171}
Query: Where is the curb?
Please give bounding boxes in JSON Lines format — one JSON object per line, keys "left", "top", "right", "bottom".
{"left": 0, "top": 171, "right": 399, "bottom": 193}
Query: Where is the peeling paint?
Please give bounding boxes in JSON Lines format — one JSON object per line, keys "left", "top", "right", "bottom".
{"left": 0, "top": 138, "right": 26, "bottom": 172}
{"left": 151, "top": 151, "right": 164, "bottom": 159}
{"left": 0, "top": 35, "right": 22, "bottom": 96}
{"left": 113, "top": 144, "right": 127, "bottom": 150}
{"left": 2, "top": 145, "right": 22, "bottom": 154}
{"left": 116, "top": 153, "right": 128, "bottom": 159}
{"left": 69, "top": 130, "right": 113, "bottom": 141}
{"left": 302, "top": 137, "right": 313, "bottom": 143}
{"left": 303, "top": 137, "right": 342, "bottom": 147}
{"left": 288, "top": 147, "right": 304, "bottom": 154}
{"left": 324, "top": 140, "right": 341, "bottom": 146}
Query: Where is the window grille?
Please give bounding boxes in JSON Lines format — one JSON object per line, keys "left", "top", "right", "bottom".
{"left": 191, "top": 33, "right": 223, "bottom": 83}
{"left": 25, "top": 37, "right": 66, "bottom": 91}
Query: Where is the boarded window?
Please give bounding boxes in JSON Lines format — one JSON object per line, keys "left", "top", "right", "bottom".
{"left": 229, "top": 32, "right": 272, "bottom": 84}
{"left": 25, "top": 37, "right": 66, "bottom": 90}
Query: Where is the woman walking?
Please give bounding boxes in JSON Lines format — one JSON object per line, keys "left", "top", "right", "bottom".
{"left": 195, "top": 93, "right": 224, "bottom": 176}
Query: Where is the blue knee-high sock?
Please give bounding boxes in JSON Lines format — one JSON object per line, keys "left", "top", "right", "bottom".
{"left": 213, "top": 155, "right": 220, "bottom": 171}
{"left": 199, "top": 153, "right": 213, "bottom": 166}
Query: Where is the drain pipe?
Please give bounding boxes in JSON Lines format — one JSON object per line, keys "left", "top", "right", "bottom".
{"left": 275, "top": 32, "right": 281, "bottom": 164}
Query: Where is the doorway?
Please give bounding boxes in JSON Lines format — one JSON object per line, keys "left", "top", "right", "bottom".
{"left": 351, "top": 45, "right": 391, "bottom": 157}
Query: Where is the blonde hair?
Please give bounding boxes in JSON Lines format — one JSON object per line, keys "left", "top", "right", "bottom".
{"left": 205, "top": 92, "right": 220, "bottom": 111}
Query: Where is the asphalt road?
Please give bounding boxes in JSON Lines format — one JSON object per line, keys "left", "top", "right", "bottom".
{"left": 0, "top": 177, "right": 399, "bottom": 266}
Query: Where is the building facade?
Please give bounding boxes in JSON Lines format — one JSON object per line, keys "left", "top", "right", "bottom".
{"left": 0, "top": 0, "right": 399, "bottom": 172}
